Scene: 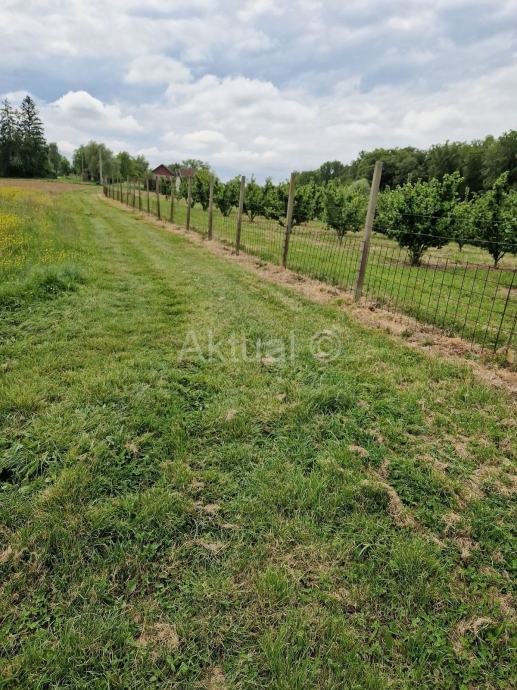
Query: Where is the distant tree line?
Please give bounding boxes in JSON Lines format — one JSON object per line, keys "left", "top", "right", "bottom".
{"left": 72, "top": 142, "right": 149, "bottom": 182}
{"left": 297, "top": 131, "right": 517, "bottom": 193}
{"left": 0, "top": 95, "right": 70, "bottom": 178}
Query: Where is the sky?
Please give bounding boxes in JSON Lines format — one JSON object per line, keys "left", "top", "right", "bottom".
{"left": 1, "top": 0, "right": 517, "bottom": 181}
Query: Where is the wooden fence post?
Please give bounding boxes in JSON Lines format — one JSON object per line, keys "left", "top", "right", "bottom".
{"left": 139, "top": 179, "right": 142, "bottom": 211}
{"left": 156, "top": 175, "right": 161, "bottom": 220}
{"left": 126, "top": 179, "right": 130, "bottom": 205}
{"left": 235, "top": 175, "right": 246, "bottom": 254}
{"left": 282, "top": 172, "right": 297, "bottom": 268}
{"left": 132, "top": 179, "right": 136, "bottom": 209}
{"left": 186, "top": 177, "right": 192, "bottom": 230}
{"left": 169, "top": 177, "right": 174, "bottom": 222}
{"left": 146, "top": 178, "right": 150, "bottom": 214}
{"left": 353, "top": 160, "right": 383, "bottom": 301}
{"left": 208, "top": 174, "right": 214, "bottom": 239}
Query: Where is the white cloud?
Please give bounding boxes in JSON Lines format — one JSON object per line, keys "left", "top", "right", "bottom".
{"left": 48, "top": 91, "right": 142, "bottom": 134}
{"left": 125, "top": 55, "right": 192, "bottom": 85}
{"left": 402, "top": 106, "right": 463, "bottom": 133}
{"left": 183, "top": 130, "right": 228, "bottom": 149}
{"left": 1, "top": 0, "right": 516, "bottom": 179}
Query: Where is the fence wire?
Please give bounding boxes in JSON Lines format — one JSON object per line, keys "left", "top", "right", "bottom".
{"left": 105, "top": 181, "right": 516, "bottom": 355}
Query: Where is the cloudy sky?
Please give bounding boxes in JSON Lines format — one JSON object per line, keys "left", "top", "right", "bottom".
{"left": 1, "top": 0, "right": 516, "bottom": 180}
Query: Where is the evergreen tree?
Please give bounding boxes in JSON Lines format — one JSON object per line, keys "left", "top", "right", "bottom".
{"left": 0, "top": 99, "right": 19, "bottom": 176}
{"left": 18, "top": 95, "right": 49, "bottom": 177}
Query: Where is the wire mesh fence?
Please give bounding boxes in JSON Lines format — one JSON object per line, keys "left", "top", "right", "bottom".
{"left": 105, "top": 179, "right": 516, "bottom": 356}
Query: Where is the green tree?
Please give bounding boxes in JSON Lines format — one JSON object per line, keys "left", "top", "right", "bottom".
{"left": 0, "top": 98, "right": 19, "bottom": 176}
{"left": 73, "top": 142, "right": 116, "bottom": 182}
{"left": 459, "top": 139, "right": 487, "bottom": 193}
{"left": 270, "top": 181, "right": 320, "bottom": 227}
{"left": 214, "top": 178, "right": 240, "bottom": 217}
{"left": 59, "top": 156, "right": 71, "bottom": 176}
{"left": 377, "top": 173, "right": 463, "bottom": 265}
{"left": 192, "top": 169, "right": 212, "bottom": 210}
{"left": 244, "top": 176, "right": 264, "bottom": 222}
{"left": 324, "top": 181, "right": 368, "bottom": 240}
{"left": 450, "top": 191, "right": 475, "bottom": 251}
{"left": 352, "top": 147, "right": 426, "bottom": 188}
{"left": 482, "top": 131, "right": 517, "bottom": 189}
{"left": 47, "top": 143, "right": 61, "bottom": 177}
{"left": 18, "top": 95, "right": 49, "bottom": 177}
{"left": 132, "top": 155, "right": 149, "bottom": 178}
{"left": 261, "top": 178, "right": 281, "bottom": 219}
{"left": 425, "top": 141, "right": 463, "bottom": 180}
{"left": 116, "top": 151, "right": 133, "bottom": 179}
{"left": 471, "top": 173, "right": 517, "bottom": 266}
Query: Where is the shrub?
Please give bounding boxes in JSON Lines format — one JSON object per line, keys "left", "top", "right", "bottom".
{"left": 324, "top": 181, "right": 368, "bottom": 240}
{"left": 377, "top": 173, "right": 463, "bottom": 265}
{"left": 243, "top": 176, "right": 264, "bottom": 222}
{"left": 471, "top": 173, "right": 517, "bottom": 266}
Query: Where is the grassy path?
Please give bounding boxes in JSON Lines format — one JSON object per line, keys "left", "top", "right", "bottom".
{"left": 0, "top": 188, "right": 515, "bottom": 689}
{"left": 132, "top": 191, "right": 517, "bottom": 350}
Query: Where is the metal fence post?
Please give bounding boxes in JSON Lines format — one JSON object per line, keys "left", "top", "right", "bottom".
{"left": 235, "top": 175, "right": 246, "bottom": 254}
{"left": 186, "top": 177, "right": 192, "bottom": 230}
{"left": 282, "top": 172, "right": 297, "bottom": 268}
{"left": 208, "top": 174, "right": 214, "bottom": 239}
{"left": 156, "top": 175, "right": 161, "bottom": 220}
{"left": 354, "top": 160, "right": 383, "bottom": 301}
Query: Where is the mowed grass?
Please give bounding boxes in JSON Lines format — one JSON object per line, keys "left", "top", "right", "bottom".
{"left": 119, "top": 186, "right": 517, "bottom": 351}
{"left": 1, "top": 183, "right": 516, "bottom": 689}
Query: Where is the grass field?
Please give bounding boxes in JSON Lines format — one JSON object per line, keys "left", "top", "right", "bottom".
{"left": 116, "top": 186, "right": 516, "bottom": 352}
{"left": 1, "top": 182, "right": 516, "bottom": 689}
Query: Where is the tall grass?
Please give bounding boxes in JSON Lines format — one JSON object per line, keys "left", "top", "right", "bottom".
{"left": 0, "top": 187, "right": 83, "bottom": 310}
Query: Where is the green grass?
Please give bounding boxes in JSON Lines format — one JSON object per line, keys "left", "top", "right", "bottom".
{"left": 1, "top": 183, "right": 516, "bottom": 689}
{"left": 117, "top": 185, "right": 516, "bottom": 351}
